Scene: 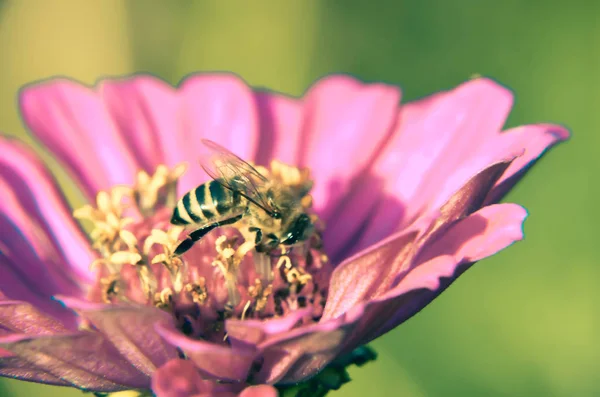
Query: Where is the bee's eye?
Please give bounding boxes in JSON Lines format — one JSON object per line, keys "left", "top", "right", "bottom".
{"left": 271, "top": 211, "right": 282, "bottom": 220}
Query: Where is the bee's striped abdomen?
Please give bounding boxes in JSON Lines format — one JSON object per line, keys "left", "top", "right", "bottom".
{"left": 170, "top": 180, "right": 243, "bottom": 226}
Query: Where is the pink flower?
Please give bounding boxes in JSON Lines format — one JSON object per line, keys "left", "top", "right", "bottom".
{"left": 0, "top": 74, "right": 568, "bottom": 396}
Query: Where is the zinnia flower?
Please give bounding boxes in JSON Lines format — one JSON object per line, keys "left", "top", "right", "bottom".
{"left": 0, "top": 74, "right": 568, "bottom": 397}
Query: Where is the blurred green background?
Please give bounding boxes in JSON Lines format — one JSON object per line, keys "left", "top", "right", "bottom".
{"left": 0, "top": 1, "right": 595, "bottom": 396}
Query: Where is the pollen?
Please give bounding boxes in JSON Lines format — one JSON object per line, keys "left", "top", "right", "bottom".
{"left": 133, "top": 163, "right": 187, "bottom": 216}
{"left": 211, "top": 235, "right": 254, "bottom": 308}
{"left": 184, "top": 279, "right": 208, "bottom": 305}
{"left": 153, "top": 287, "right": 173, "bottom": 309}
{"left": 74, "top": 186, "right": 135, "bottom": 255}
{"left": 248, "top": 279, "right": 273, "bottom": 314}
{"left": 76, "top": 161, "right": 332, "bottom": 341}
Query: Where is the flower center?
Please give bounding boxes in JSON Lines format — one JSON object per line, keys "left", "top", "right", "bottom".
{"left": 75, "top": 161, "right": 331, "bottom": 342}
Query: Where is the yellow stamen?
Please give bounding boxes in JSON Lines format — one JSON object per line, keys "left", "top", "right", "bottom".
{"left": 285, "top": 267, "right": 312, "bottom": 286}
{"left": 241, "top": 300, "right": 251, "bottom": 320}
{"left": 185, "top": 279, "right": 207, "bottom": 304}
{"left": 144, "top": 226, "right": 185, "bottom": 292}
{"left": 133, "top": 163, "right": 187, "bottom": 215}
{"left": 276, "top": 255, "right": 292, "bottom": 270}
{"left": 248, "top": 279, "right": 273, "bottom": 314}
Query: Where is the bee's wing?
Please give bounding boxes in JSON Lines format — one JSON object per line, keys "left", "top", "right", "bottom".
{"left": 199, "top": 139, "right": 275, "bottom": 214}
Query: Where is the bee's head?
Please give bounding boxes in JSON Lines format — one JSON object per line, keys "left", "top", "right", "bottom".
{"left": 280, "top": 213, "right": 313, "bottom": 246}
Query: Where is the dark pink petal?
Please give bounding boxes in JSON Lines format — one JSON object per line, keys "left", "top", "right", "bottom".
{"left": 322, "top": 226, "right": 422, "bottom": 323}
{"left": 152, "top": 359, "right": 228, "bottom": 397}
{"left": 415, "top": 203, "right": 527, "bottom": 265}
{"left": 0, "top": 356, "right": 70, "bottom": 386}
{"left": 99, "top": 76, "right": 181, "bottom": 173}
{"left": 225, "top": 308, "right": 311, "bottom": 346}
{"left": 0, "top": 301, "right": 68, "bottom": 336}
{"left": 341, "top": 79, "right": 514, "bottom": 256}
{"left": 298, "top": 75, "right": 400, "bottom": 223}
{"left": 156, "top": 323, "right": 255, "bottom": 382}
{"left": 352, "top": 150, "right": 517, "bottom": 259}
{"left": 484, "top": 123, "right": 570, "bottom": 204}
{"left": 177, "top": 74, "right": 259, "bottom": 194}
{"left": 0, "top": 139, "right": 96, "bottom": 325}
{"left": 152, "top": 360, "right": 273, "bottom": 397}
{"left": 324, "top": 159, "right": 513, "bottom": 319}
{"left": 253, "top": 92, "right": 303, "bottom": 166}
{"left": 0, "top": 138, "right": 95, "bottom": 284}
{"left": 20, "top": 79, "right": 141, "bottom": 200}
{"left": 253, "top": 317, "right": 352, "bottom": 384}
{"left": 0, "top": 257, "right": 77, "bottom": 326}
{"left": 238, "top": 385, "right": 278, "bottom": 397}
{"left": 0, "top": 332, "right": 149, "bottom": 392}
{"left": 335, "top": 203, "right": 527, "bottom": 349}
{"left": 57, "top": 297, "right": 178, "bottom": 376}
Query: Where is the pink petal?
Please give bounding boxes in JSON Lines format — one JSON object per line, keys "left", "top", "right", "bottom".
{"left": 343, "top": 78, "right": 514, "bottom": 256}
{"left": 322, "top": 225, "right": 422, "bottom": 323}
{"left": 298, "top": 75, "right": 400, "bottom": 224}
{"left": 0, "top": 332, "right": 150, "bottom": 391}
{"left": 344, "top": 203, "right": 527, "bottom": 346}
{"left": 416, "top": 203, "right": 527, "bottom": 264}
{"left": 0, "top": 256, "right": 77, "bottom": 326}
{"left": 57, "top": 297, "right": 178, "bottom": 376}
{"left": 99, "top": 76, "right": 181, "bottom": 173}
{"left": 0, "top": 301, "right": 69, "bottom": 336}
{"left": 156, "top": 323, "right": 255, "bottom": 382}
{"left": 0, "top": 356, "right": 70, "bottom": 386}
{"left": 324, "top": 159, "right": 513, "bottom": 319}
{"left": 0, "top": 137, "right": 95, "bottom": 285}
{"left": 253, "top": 91, "right": 303, "bottom": 166}
{"left": 152, "top": 359, "right": 227, "bottom": 397}
{"left": 177, "top": 74, "right": 259, "bottom": 194}
{"left": 225, "top": 308, "right": 311, "bottom": 346}
{"left": 352, "top": 150, "right": 519, "bottom": 259}
{"left": 238, "top": 385, "right": 278, "bottom": 397}
{"left": 253, "top": 317, "right": 351, "bottom": 384}
{"left": 152, "top": 360, "right": 277, "bottom": 397}
{"left": 20, "top": 79, "right": 141, "bottom": 200}
{"left": 484, "top": 123, "right": 570, "bottom": 204}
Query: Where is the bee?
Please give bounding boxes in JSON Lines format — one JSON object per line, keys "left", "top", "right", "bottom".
{"left": 170, "top": 139, "right": 314, "bottom": 256}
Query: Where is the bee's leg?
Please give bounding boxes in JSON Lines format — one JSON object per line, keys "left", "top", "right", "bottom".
{"left": 248, "top": 226, "right": 263, "bottom": 245}
{"left": 174, "top": 215, "right": 243, "bottom": 256}
{"left": 266, "top": 233, "right": 280, "bottom": 250}
{"left": 256, "top": 233, "right": 280, "bottom": 253}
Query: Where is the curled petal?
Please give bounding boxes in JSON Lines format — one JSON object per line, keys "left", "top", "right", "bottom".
{"left": 225, "top": 308, "right": 312, "bottom": 346}
{"left": 337, "top": 79, "right": 515, "bottom": 257}
{"left": 354, "top": 154, "right": 517, "bottom": 260}
{"left": 341, "top": 203, "right": 527, "bottom": 347}
{"left": 152, "top": 359, "right": 223, "bottom": 397}
{"left": 324, "top": 157, "right": 514, "bottom": 320}
{"left": 239, "top": 385, "right": 278, "bottom": 397}
{"left": 253, "top": 316, "right": 352, "bottom": 384}
{"left": 484, "top": 123, "right": 570, "bottom": 204}
{"left": 156, "top": 323, "right": 255, "bottom": 382}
